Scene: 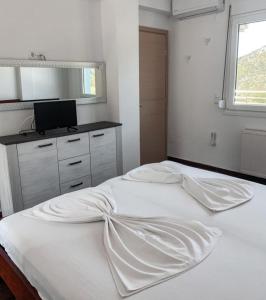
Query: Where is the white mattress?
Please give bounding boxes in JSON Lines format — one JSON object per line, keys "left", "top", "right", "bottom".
{"left": 0, "top": 162, "right": 266, "bottom": 300}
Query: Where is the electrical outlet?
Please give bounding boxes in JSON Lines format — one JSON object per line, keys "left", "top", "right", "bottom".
{"left": 210, "top": 132, "right": 217, "bottom": 147}
{"left": 214, "top": 95, "right": 226, "bottom": 109}
{"left": 214, "top": 95, "right": 220, "bottom": 104}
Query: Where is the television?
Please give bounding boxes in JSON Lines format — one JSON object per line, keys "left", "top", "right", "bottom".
{"left": 34, "top": 100, "right": 77, "bottom": 133}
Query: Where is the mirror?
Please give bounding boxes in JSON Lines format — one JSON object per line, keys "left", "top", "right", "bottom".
{"left": 0, "top": 60, "right": 106, "bottom": 110}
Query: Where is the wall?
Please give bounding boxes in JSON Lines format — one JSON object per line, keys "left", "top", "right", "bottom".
{"left": 0, "top": 0, "right": 103, "bottom": 61}
{"left": 139, "top": 8, "right": 171, "bottom": 30}
{"left": 102, "top": 0, "right": 140, "bottom": 173}
{"left": 168, "top": 0, "right": 266, "bottom": 172}
{"left": 0, "top": 0, "right": 108, "bottom": 137}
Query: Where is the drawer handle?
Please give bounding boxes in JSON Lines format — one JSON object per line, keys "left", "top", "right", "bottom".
{"left": 70, "top": 182, "right": 83, "bottom": 188}
{"left": 38, "top": 143, "right": 53, "bottom": 148}
{"left": 69, "top": 160, "right": 82, "bottom": 166}
{"left": 67, "top": 138, "right": 81, "bottom": 143}
{"left": 93, "top": 133, "right": 104, "bottom": 138}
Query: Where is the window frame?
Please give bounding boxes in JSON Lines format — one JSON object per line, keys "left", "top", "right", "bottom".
{"left": 227, "top": 10, "right": 266, "bottom": 112}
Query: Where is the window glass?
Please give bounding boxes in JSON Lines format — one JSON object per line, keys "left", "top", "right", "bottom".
{"left": 235, "top": 20, "right": 266, "bottom": 106}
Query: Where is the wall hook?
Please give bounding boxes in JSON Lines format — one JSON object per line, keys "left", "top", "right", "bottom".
{"left": 204, "top": 38, "right": 211, "bottom": 45}
{"left": 29, "top": 52, "right": 47, "bottom": 61}
{"left": 185, "top": 55, "right": 192, "bottom": 62}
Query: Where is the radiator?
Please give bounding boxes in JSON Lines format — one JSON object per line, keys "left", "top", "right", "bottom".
{"left": 241, "top": 129, "right": 266, "bottom": 178}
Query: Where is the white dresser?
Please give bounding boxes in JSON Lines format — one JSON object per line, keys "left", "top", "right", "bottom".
{"left": 0, "top": 122, "right": 122, "bottom": 217}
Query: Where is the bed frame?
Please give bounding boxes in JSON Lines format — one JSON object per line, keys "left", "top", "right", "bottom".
{"left": 0, "top": 246, "right": 41, "bottom": 300}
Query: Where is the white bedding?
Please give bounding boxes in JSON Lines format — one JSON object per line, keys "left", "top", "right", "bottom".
{"left": 123, "top": 161, "right": 254, "bottom": 211}
{"left": 0, "top": 162, "right": 266, "bottom": 300}
{"left": 24, "top": 186, "right": 221, "bottom": 297}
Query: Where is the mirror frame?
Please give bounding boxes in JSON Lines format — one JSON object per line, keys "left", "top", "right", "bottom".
{"left": 0, "top": 59, "right": 107, "bottom": 111}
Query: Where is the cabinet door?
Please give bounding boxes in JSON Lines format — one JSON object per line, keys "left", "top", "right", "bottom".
{"left": 18, "top": 140, "right": 60, "bottom": 209}
{"left": 89, "top": 128, "right": 116, "bottom": 152}
{"left": 89, "top": 128, "right": 117, "bottom": 186}
{"left": 91, "top": 164, "right": 117, "bottom": 187}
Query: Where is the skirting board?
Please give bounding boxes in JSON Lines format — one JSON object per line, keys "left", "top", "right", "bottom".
{"left": 168, "top": 157, "right": 266, "bottom": 185}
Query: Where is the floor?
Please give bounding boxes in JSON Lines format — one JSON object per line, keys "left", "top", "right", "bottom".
{"left": 0, "top": 278, "right": 15, "bottom": 300}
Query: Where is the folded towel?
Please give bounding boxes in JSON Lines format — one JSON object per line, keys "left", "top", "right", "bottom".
{"left": 123, "top": 162, "right": 254, "bottom": 212}
{"left": 25, "top": 187, "right": 221, "bottom": 297}
{"left": 123, "top": 163, "right": 182, "bottom": 184}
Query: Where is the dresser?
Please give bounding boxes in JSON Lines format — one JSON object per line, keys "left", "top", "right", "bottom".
{"left": 0, "top": 122, "right": 122, "bottom": 217}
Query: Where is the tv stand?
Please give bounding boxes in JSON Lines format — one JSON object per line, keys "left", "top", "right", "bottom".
{"left": 0, "top": 122, "right": 123, "bottom": 217}
{"left": 67, "top": 126, "right": 78, "bottom": 132}
{"left": 37, "top": 127, "right": 78, "bottom": 136}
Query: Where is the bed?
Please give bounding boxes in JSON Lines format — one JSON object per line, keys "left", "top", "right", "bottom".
{"left": 0, "top": 162, "right": 265, "bottom": 300}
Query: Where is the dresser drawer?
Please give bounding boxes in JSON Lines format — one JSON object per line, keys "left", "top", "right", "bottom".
{"left": 60, "top": 176, "right": 91, "bottom": 194}
{"left": 18, "top": 148, "right": 60, "bottom": 208}
{"left": 89, "top": 128, "right": 116, "bottom": 152}
{"left": 91, "top": 163, "right": 117, "bottom": 187}
{"left": 17, "top": 138, "right": 56, "bottom": 156}
{"left": 91, "top": 144, "right": 116, "bottom": 174}
{"left": 57, "top": 133, "right": 90, "bottom": 161}
{"left": 59, "top": 154, "right": 91, "bottom": 183}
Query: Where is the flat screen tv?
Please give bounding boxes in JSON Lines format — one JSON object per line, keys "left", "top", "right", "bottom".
{"left": 34, "top": 100, "right": 77, "bottom": 133}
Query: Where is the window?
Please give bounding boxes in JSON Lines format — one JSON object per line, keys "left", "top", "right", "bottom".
{"left": 82, "top": 68, "right": 96, "bottom": 97}
{"left": 227, "top": 11, "right": 266, "bottom": 111}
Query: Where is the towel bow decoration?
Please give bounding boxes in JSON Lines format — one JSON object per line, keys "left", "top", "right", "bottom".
{"left": 26, "top": 188, "right": 221, "bottom": 297}
{"left": 123, "top": 162, "right": 254, "bottom": 212}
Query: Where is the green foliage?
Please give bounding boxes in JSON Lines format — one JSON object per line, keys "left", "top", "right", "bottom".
{"left": 236, "top": 46, "right": 266, "bottom": 104}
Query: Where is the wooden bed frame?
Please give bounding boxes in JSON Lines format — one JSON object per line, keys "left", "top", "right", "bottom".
{"left": 0, "top": 246, "right": 41, "bottom": 300}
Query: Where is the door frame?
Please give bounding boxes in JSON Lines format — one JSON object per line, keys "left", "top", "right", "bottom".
{"left": 139, "top": 26, "right": 169, "bottom": 163}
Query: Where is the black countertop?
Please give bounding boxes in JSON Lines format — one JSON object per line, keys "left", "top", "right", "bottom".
{"left": 0, "top": 122, "right": 122, "bottom": 146}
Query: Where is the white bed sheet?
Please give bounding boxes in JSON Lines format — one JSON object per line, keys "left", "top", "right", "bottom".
{"left": 0, "top": 162, "right": 266, "bottom": 300}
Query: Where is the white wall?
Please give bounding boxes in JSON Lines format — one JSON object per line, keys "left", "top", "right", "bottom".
{"left": 102, "top": 0, "right": 140, "bottom": 172}
{"left": 139, "top": 8, "right": 171, "bottom": 30}
{"left": 0, "top": 0, "right": 103, "bottom": 61}
{"left": 168, "top": 0, "right": 266, "bottom": 172}
{"left": 0, "top": 0, "right": 108, "bottom": 136}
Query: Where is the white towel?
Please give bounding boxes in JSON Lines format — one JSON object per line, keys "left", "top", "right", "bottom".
{"left": 123, "top": 162, "right": 254, "bottom": 212}
{"left": 123, "top": 163, "right": 182, "bottom": 184}
{"left": 25, "top": 187, "right": 221, "bottom": 297}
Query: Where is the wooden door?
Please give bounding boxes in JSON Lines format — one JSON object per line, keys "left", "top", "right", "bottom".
{"left": 139, "top": 26, "right": 168, "bottom": 165}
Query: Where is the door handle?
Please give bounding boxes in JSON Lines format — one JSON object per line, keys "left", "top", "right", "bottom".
{"left": 93, "top": 133, "right": 104, "bottom": 138}
{"left": 70, "top": 182, "right": 83, "bottom": 188}
{"left": 68, "top": 160, "right": 82, "bottom": 166}
{"left": 38, "top": 143, "right": 53, "bottom": 148}
{"left": 67, "top": 138, "right": 81, "bottom": 143}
